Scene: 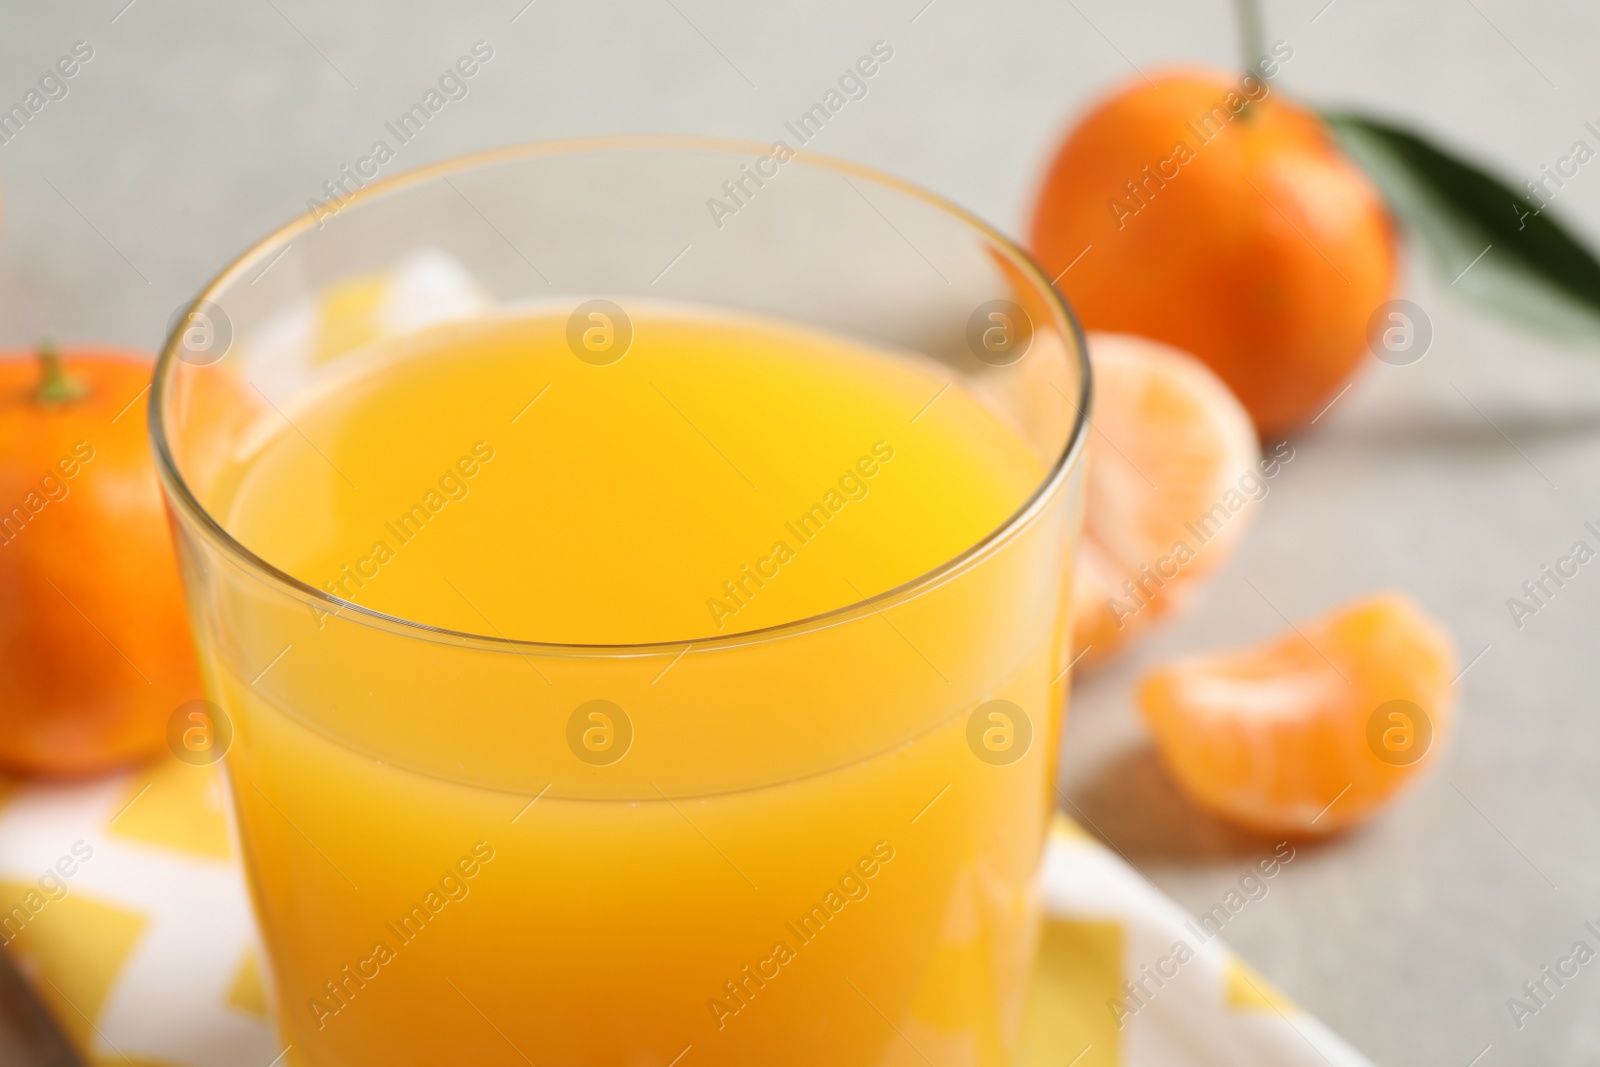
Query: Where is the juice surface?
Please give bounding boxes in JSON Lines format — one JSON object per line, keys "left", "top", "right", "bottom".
{"left": 206, "top": 307, "right": 1072, "bottom": 1067}
{"left": 219, "top": 307, "right": 1041, "bottom": 644}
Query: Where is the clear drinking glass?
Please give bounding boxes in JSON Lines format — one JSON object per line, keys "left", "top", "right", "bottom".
{"left": 152, "top": 138, "right": 1089, "bottom": 1067}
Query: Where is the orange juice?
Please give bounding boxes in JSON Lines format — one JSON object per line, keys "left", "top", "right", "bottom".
{"left": 202, "top": 306, "right": 1074, "bottom": 1066}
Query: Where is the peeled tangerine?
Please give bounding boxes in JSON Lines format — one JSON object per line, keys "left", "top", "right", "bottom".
{"left": 1072, "top": 332, "right": 1274, "bottom": 665}
{"left": 1139, "top": 593, "right": 1456, "bottom": 836}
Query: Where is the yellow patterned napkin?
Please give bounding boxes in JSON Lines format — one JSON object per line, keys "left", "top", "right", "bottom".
{"left": 0, "top": 757, "right": 1373, "bottom": 1067}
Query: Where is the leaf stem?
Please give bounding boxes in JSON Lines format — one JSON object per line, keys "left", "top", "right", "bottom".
{"left": 1235, "top": 0, "right": 1264, "bottom": 78}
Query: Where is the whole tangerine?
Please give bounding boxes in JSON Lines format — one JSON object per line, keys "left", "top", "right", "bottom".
{"left": 0, "top": 345, "right": 201, "bottom": 775}
{"left": 1030, "top": 69, "right": 1397, "bottom": 437}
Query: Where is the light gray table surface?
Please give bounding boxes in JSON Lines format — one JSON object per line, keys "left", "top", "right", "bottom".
{"left": 2, "top": 2, "right": 1598, "bottom": 1064}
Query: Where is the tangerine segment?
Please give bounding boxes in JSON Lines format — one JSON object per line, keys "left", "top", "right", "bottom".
{"left": 1138, "top": 593, "right": 1456, "bottom": 836}
{"left": 1072, "top": 333, "right": 1260, "bottom": 665}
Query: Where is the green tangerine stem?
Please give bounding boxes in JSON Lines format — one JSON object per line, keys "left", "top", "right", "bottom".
{"left": 35, "top": 340, "right": 87, "bottom": 406}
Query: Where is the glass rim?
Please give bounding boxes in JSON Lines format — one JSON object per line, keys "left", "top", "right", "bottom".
{"left": 149, "top": 135, "right": 1092, "bottom": 656}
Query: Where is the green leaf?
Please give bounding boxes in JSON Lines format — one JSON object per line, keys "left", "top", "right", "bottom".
{"left": 1325, "top": 110, "right": 1600, "bottom": 338}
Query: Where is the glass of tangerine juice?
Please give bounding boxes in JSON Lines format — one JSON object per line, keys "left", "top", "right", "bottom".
{"left": 152, "top": 139, "right": 1089, "bottom": 1067}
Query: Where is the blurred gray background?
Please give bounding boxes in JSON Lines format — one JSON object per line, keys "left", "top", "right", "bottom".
{"left": 2, "top": 1, "right": 1599, "bottom": 1064}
